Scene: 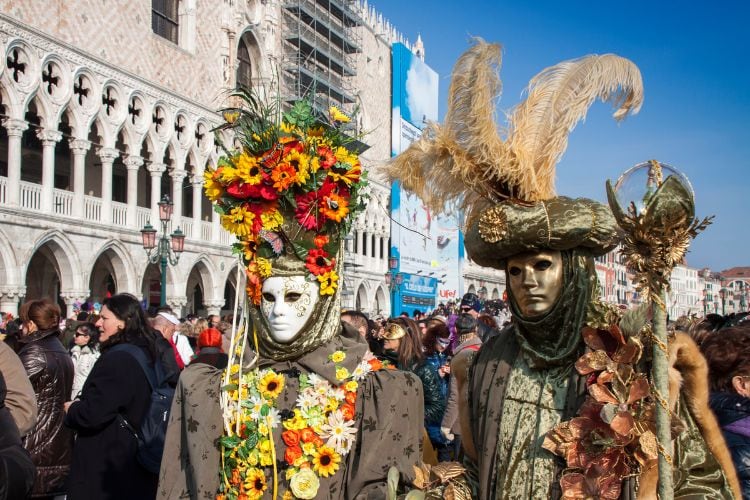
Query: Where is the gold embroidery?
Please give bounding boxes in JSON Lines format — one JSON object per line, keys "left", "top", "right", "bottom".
{"left": 478, "top": 205, "right": 508, "bottom": 243}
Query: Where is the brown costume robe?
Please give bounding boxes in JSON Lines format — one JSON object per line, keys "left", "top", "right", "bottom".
{"left": 158, "top": 330, "right": 424, "bottom": 499}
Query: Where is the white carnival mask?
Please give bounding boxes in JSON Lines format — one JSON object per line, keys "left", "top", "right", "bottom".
{"left": 260, "top": 276, "right": 319, "bottom": 344}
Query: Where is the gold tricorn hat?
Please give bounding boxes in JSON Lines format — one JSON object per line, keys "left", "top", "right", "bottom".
{"left": 386, "top": 39, "right": 643, "bottom": 265}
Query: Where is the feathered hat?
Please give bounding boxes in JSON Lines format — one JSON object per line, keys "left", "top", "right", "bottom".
{"left": 387, "top": 39, "right": 643, "bottom": 267}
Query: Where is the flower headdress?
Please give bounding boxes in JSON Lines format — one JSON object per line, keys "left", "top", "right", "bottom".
{"left": 205, "top": 89, "right": 368, "bottom": 305}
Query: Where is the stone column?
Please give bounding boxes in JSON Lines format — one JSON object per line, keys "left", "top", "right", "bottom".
{"left": 356, "top": 230, "right": 364, "bottom": 256}
{"left": 212, "top": 204, "right": 220, "bottom": 242}
{"left": 0, "top": 286, "right": 26, "bottom": 317}
{"left": 192, "top": 173, "right": 203, "bottom": 230}
{"left": 3, "top": 119, "right": 28, "bottom": 207}
{"left": 69, "top": 139, "right": 91, "bottom": 218}
{"left": 123, "top": 156, "right": 144, "bottom": 228}
{"left": 37, "top": 129, "right": 63, "bottom": 213}
{"left": 60, "top": 290, "right": 90, "bottom": 318}
{"left": 204, "top": 299, "right": 225, "bottom": 317}
{"left": 97, "top": 147, "right": 119, "bottom": 224}
{"left": 166, "top": 297, "right": 188, "bottom": 317}
{"left": 171, "top": 169, "right": 187, "bottom": 230}
{"left": 147, "top": 162, "right": 166, "bottom": 224}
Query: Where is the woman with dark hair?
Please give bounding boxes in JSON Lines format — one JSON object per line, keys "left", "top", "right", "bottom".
{"left": 381, "top": 317, "right": 446, "bottom": 460}
{"left": 69, "top": 322, "right": 100, "bottom": 400}
{"left": 16, "top": 298, "right": 74, "bottom": 498}
{"left": 422, "top": 320, "right": 452, "bottom": 460}
{"left": 702, "top": 324, "right": 750, "bottom": 499}
{"left": 63, "top": 293, "right": 160, "bottom": 499}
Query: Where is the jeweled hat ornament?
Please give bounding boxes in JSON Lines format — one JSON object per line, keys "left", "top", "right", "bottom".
{"left": 387, "top": 39, "right": 643, "bottom": 262}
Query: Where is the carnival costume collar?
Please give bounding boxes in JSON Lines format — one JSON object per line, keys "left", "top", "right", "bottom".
{"left": 507, "top": 250, "right": 598, "bottom": 368}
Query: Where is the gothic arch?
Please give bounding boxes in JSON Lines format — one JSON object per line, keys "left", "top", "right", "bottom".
{"left": 374, "top": 286, "right": 387, "bottom": 315}
{"left": 90, "top": 239, "right": 138, "bottom": 295}
{"left": 25, "top": 229, "right": 84, "bottom": 293}
{"left": 185, "top": 255, "right": 217, "bottom": 314}
{"left": 0, "top": 227, "right": 19, "bottom": 285}
{"left": 355, "top": 283, "right": 369, "bottom": 312}
{"left": 236, "top": 28, "right": 263, "bottom": 88}
{"left": 0, "top": 76, "right": 24, "bottom": 120}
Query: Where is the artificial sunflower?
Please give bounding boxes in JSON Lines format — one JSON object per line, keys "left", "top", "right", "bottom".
{"left": 312, "top": 446, "right": 342, "bottom": 478}
{"left": 285, "top": 149, "right": 312, "bottom": 185}
{"left": 329, "top": 106, "right": 351, "bottom": 123}
{"left": 260, "top": 208, "right": 284, "bottom": 231}
{"left": 258, "top": 371, "right": 285, "bottom": 400}
{"left": 203, "top": 169, "right": 223, "bottom": 201}
{"left": 328, "top": 164, "right": 362, "bottom": 186}
{"left": 317, "top": 270, "right": 338, "bottom": 296}
{"left": 243, "top": 467, "right": 267, "bottom": 499}
{"left": 237, "top": 155, "right": 263, "bottom": 185}
{"left": 256, "top": 257, "right": 272, "bottom": 278}
{"left": 221, "top": 206, "right": 255, "bottom": 238}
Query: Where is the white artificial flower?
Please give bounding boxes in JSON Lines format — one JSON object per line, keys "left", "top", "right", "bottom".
{"left": 331, "top": 387, "right": 346, "bottom": 402}
{"left": 320, "top": 410, "right": 358, "bottom": 454}
{"left": 351, "top": 360, "right": 372, "bottom": 381}
{"left": 297, "top": 390, "right": 320, "bottom": 413}
{"left": 265, "top": 407, "right": 281, "bottom": 429}
{"left": 248, "top": 395, "right": 265, "bottom": 420}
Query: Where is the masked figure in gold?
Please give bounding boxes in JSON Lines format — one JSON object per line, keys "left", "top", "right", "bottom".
{"left": 388, "top": 39, "right": 740, "bottom": 499}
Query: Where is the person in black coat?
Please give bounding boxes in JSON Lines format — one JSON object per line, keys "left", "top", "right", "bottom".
{"left": 702, "top": 324, "right": 750, "bottom": 499}
{"left": 17, "top": 299, "right": 74, "bottom": 498}
{"left": 0, "top": 370, "right": 36, "bottom": 500}
{"left": 64, "top": 294, "right": 160, "bottom": 500}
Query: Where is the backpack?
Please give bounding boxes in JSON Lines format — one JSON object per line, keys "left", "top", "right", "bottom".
{"left": 110, "top": 343, "right": 175, "bottom": 474}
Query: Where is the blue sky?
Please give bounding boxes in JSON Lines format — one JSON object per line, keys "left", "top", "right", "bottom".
{"left": 372, "top": 1, "right": 750, "bottom": 271}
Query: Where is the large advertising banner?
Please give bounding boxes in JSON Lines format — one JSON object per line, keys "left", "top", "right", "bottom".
{"left": 390, "top": 43, "right": 460, "bottom": 316}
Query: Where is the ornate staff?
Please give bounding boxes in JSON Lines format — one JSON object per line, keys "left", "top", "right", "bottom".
{"left": 607, "top": 160, "right": 712, "bottom": 500}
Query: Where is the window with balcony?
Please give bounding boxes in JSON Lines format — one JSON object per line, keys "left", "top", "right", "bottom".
{"left": 152, "top": 0, "right": 179, "bottom": 44}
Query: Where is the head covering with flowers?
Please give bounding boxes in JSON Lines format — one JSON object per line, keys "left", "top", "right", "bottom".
{"left": 205, "top": 92, "right": 367, "bottom": 307}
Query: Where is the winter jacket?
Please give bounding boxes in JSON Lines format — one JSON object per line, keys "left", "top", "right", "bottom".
{"left": 69, "top": 345, "right": 100, "bottom": 400}
{"left": 0, "top": 371, "right": 36, "bottom": 500}
{"left": 16, "top": 328, "right": 74, "bottom": 497}
{"left": 710, "top": 391, "right": 750, "bottom": 499}
{"left": 0, "top": 341, "right": 37, "bottom": 436}
{"left": 65, "top": 339, "right": 158, "bottom": 499}
{"left": 412, "top": 361, "right": 446, "bottom": 425}
{"left": 424, "top": 352, "right": 450, "bottom": 400}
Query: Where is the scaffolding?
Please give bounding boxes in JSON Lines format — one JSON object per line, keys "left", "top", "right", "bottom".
{"left": 281, "top": 0, "right": 362, "bottom": 116}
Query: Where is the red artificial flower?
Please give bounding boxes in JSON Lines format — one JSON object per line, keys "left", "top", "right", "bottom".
{"left": 313, "top": 234, "right": 329, "bottom": 249}
{"left": 294, "top": 191, "right": 324, "bottom": 231}
{"left": 317, "top": 146, "right": 337, "bottom": 169}
{"left": 226, "top": 181, "right": 254, "bottom": 199}
{"left": 305, "top": 248, "right": 335, "bottom": 276}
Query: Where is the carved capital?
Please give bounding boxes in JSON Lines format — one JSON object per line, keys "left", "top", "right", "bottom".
{"left": 171, "top": 169, "right": 188, "bottom": 182}
{"left": 59, "top": 290, "right": 90, "bottom": 304}
{"left": 147, "top": 162, "right": 167, "bottom": 176}
{"left": 96, "top": 147, "right": 119, "bottom": 163}
{"left": 0, "top": 286, "right": 26, "bottom": 302}
{"left": 69, "top": 138, "right": 91, "bottom": 154}
{"left": 167, "top": 297, "right": 188, "bottom": 309}
{"left": 36, "top": 128, "right": 63, "bottom": 146}
{"left": 191, "top": 174, "right": 204, "bottom": 186}
{"left": 2, "top": 118, "right": 28, "bottom": 137}
{"left": 123, "top": 155, "right": 145, "bottom": 170}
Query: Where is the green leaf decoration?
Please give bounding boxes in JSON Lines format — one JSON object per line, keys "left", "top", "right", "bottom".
{"left": 219, "top": 434, "right": 241, "bottom": 449}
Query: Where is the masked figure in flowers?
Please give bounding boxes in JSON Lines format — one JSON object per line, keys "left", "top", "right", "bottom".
{"left": 158, "top": 93, "right": 424, "bottom": 500}
{"left": 388, "top": 39, "right": 740, "bottom": 499}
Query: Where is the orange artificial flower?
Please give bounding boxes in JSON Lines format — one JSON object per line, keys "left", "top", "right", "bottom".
{"left": 341, "top": 403, "right": 355, "bottom": 420}
{"left": 319, "top": 192, "right": 349, "bottom": 222}
{"left": 368, "top": 358, "right": 383, "bottom": 372}
{"left": 285, "top": 445, "right": 303, "bottom": 465}
{"left": 282, "top": 429, "right": 300, "bottom": 447}
{"left": 345, "top": 391, "right": 357, "bottom": 405}
{"left": 271, "top": 163, "right": 297, "bottom": 191}
{"left": 313, "top": 234, "right": 329, "bottom": 248}
{"left": 312, "top": 435, "right": 325, "bottom": 447}
{"left": 300, "top": 428, "right": 316, "bottom": 443}
{"left": 231, "top": 468, "right": 241, "bottom": 486}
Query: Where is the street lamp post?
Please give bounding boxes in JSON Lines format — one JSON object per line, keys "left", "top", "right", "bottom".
{"left": 140, "top": 195, "right": 185, "bottom": 307}
{"left": 385, "top": 256, "right": 403, "bottom": 317}
{"left": 719, "top": 287, "right": 728, "bottom": 316}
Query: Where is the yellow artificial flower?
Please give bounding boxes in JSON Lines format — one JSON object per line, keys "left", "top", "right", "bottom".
{"left": 329, "top": 106, "right": 351, "bottom": 123}
{"left": 290, "top": 469, "right": 321, "bottom": 499}
{"left": 334, "top": 146, "right": 357, "bottom": 166}
{"left": 223, "top": 110, "right": 239, "bottom": 124}
{"left": 312, "top": 446, "right": 341, "bottom": 478}
{"left": 345, "top": 380, "right": 358, "bottom": 392}
{"left": 258, "top": 372, "right": 285, "bottom": 400}
{"left": 243, "top": 468, "right": 267, "bottom": 499}
{"left": 259, "top": 452, "right": 273, "bottom": 467}
{"left": 230, "top": 364, "right": 240, "bottom": 374}
{"left": 260, "top": 209, "right": 283, "bottom": 231}
{"left": 221, "top": 206, "right": 255, "bottom": 238}
{"left": 330, "top": 351, "right": 346, "bottom": 363}
{"left": 248, "top": 452, "right": 259, "bottom": 466}
{"left": 283, "top": 409, "right": 308, "bottom": 431}
{"left": 317, "top": 270, "right": 339, "bottom": 296}
{"left": 335, "top": 367, "right": 350, "bottom": 381}
{"left": 258, "top": 423, "right": 269, "bottom": 436}
{"left": 302, "top": 442, "right": 317, "bottom": 456}
{"left": 218, "top": 164, "right": 241, "bottom": 183}
{"left": 307, "top": 126, "right": 325, "bottom": 137}
{"left": 328, "top": 164, "right": 362, "bottom": 187}
{"left": 283, "top": 489, "right": 295, "bottom": 500}
{"left": 280, "top": 122, "right": 299, "bottom": 135}
{"left": 256, "top": 257, "right": 272, "bottom": 278}
{"left": 259, "top": 439, "right": 271, "bottom": 453}
{"left": 237, "top": 154, "right": 263, "bottom": 185}
{"left": 203, "top": 169, "right": 223, "bottom": 201}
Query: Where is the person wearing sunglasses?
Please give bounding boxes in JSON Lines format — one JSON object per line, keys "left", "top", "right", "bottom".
{"left": 69, "top": 322, "right": 100, "bottom": 400}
